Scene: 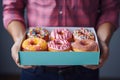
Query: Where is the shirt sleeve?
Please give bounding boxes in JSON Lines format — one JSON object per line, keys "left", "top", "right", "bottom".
{"left": 2, "top": 0, "right": 25, "bottom": 29}
{"left": 97, "top": 0, "right": 119, "bottom": 28}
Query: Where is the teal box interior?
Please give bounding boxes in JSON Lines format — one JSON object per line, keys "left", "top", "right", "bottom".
{"left": 18, "top": 27, "right": 100, "bottom": 66}
{"left": 19, "top": 51, "right": 100, "bottom": 65}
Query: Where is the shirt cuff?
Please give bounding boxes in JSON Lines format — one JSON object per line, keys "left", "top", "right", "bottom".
{"left": 3, "top": 13, "right": 25, "bottom": 29}
{"left": 97, "top": 11, "right": 119, "bottom": 29}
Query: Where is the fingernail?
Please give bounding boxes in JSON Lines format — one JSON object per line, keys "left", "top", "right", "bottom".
{"left": 16, "top": 57, "right": 19, "bottom": 63}
{"left": 15, "top": 58, "right": 17, "bottom": 61}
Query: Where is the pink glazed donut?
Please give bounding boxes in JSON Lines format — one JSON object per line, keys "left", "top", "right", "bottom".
{"left": 50, "top": 28, "right": 73, "bottom": 42}
{"left": 48, "top": 39, "right": 71, "bottom": 52}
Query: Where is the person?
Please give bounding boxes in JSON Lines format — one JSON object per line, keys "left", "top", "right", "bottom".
{"left": 2, "top": 0, "right": 119, "bottom": 80}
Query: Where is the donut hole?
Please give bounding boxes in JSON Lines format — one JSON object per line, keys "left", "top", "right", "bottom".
{"left": 56, "top": 42, "right": 62, "bottom": 45}
{"left": 80, "top": 41, "right": 88, "bottom": 46}
{"left": 30, "top": 41, "right": 37, "bottom": 45}
{"left": 35, "top": 31, "right": 39, "bottom": 34}
{"left": 58, "top": 31, "right": 63, "bottom": 35}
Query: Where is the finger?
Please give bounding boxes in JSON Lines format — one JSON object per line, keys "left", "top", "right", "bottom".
{"left": 11, "top": 44, "right": 19, "bottom": 59}
{"left": 15, "top": 57, "right": 33, "bottom": 69}
{"left": 11, "top": 41, "right": 21, "bottom": 64}
{"left": 11, "top": 40, "right": 32, "bottom": 69}
{"left": 19, "top": 65, "right": 33, "bottom": 69}
{"left": 99, "top": 48, "right": 109, "bottom": 67}
{"left": 83, "top": 54, "right": 107, "bottom": 70}
{"left": 83, "top": 65, "right": 99, "bottom": 70}
{"left": 17, "top": 63, "right": 33, "bottom": 69}
{"left": 98, "top": 58, "right": 105, "bottom": 68}
{"left": 15, "top": 57, "right": 19, "bottom": 64}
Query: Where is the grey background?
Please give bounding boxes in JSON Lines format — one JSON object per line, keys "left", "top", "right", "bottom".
{"left": 0, "top": 0, "right": 120, "bottom": 78}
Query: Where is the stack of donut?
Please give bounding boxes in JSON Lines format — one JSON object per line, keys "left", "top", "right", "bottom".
{"left": 48, "top": 28, "right": 72, "bottom": 52}
{"left": 22, "top": 27, "right": 98, "bottom": 52}
{"left": 72, "top": 27, "right": 98, "bottom": 52}
{"left": 22, "top": 27, "right": 49, "bottom": 51}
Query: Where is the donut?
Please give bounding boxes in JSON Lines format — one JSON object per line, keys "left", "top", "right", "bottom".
{"left": 27, "top": 27, "right": 49, "bottom": 41}
{"left": 48, "top": 39, "right": 71, "bottom": 52}
{"left": 73, "top": 28, "right": 95, "bottom": 41}
{"left": 71, "top": 39, "right": 98, "bottom": 52}
{"left": 22, "top": 37, "right": 47, "bottom": 51}
{"left": 50, "top": 28, "right": 73, "bottom": 42}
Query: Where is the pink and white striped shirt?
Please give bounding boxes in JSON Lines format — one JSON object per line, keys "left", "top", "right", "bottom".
{"left": 3, "top": 0, "right": 119, "bottom": 29}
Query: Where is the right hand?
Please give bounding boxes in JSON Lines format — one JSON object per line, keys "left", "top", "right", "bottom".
{"left": 11, "top": 39, "right": 33, "bottom": 69}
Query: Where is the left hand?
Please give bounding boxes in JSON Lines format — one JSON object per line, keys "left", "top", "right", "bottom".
{"left": 83, "top": 40, "right": 109, "bottom": 70}
{"left": 83, "top": 22, "right": 115, "bottom": 70}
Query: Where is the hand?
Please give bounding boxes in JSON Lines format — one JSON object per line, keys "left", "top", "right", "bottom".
{"left": 83, "top": 23, "right": 115, "bottom": 70}
{"left": 6, "top": 21, "right": 34, "bottom": 69}
{"left": 83, "top": 41, "right": 109, "bottom": 70}
{"left": 11, "top": 39, "right": 33, "bottom": 69}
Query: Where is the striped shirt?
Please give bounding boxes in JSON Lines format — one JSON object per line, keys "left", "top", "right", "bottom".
{"left": 3, "top": 0, "right": 119, "bottom": 28}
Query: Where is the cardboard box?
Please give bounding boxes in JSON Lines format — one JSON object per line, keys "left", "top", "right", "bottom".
{"left": 18, "top": 27, "right": 100, "bottom": 66}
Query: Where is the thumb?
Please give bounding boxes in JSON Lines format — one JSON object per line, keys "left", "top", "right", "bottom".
{"left": 11, "top": 41, "right": 21, "bottom": 64}
{"left": 16, "top": 57, "right": 19, "bottom": 64}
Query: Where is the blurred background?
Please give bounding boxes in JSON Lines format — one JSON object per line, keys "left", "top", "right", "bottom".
{"left": 0, "top": 0, "right": 120, "bottom": 80}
